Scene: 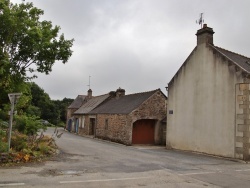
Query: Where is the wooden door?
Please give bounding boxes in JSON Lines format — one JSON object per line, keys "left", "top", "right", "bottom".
{"left": 132, "top": 119, "right": 155, "bottom": 144}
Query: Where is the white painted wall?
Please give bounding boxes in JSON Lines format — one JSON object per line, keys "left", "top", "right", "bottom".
{"left": 167, "top": 43, "right": 243, "bottom": 158}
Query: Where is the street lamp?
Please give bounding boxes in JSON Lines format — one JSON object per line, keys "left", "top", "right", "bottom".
{"left": 8, "top": 93, "right": 22, "bottom": 152}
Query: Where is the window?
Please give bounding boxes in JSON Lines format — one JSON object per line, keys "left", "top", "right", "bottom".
{"left": 105, "top": 119, "right": 108, "bottom": 130}
{"left": 81, "top": 117, "right": 85, "bottom": 128}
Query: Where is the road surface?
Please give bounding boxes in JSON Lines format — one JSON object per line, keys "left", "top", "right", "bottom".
{"left": 0, "top": 127, "right": 250, "bottom": 187}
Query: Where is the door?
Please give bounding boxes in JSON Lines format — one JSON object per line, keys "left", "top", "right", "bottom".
{"left": 90, "top": 118, "right": 96, "bottom": 135}
{"left": 132, "top": 119, "right": 155, "bottom": 144}
{"left": 75, "top": 118, "right": 79, "bottom": 133}
{"left": 67, "top": 119, "right": 72, "bottom": 132}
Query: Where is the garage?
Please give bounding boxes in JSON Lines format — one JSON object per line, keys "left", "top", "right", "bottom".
{"left": 132, "top": 119, "right": 155, "bottom": 145}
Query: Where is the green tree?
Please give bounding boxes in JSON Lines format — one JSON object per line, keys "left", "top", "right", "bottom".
{"left": 29, "top": 82, "right": 55, "bottom": 123}
{"left": 0, "top": 0, "right": 74, "bottom": 107}
{"left": 53, "top": 98, "right": 73, "bottom": 123}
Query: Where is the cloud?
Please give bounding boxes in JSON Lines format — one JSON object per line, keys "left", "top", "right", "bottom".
{"left": 10, "top": 0, "right": 250, "bottom": 99}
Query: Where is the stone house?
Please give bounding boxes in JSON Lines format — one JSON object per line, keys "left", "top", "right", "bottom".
{"left": 73, "top": 93, "right": 111, "bottom": 135}
{"left": 90, "top": 88, "right": 167, "bottom": 145}
{"left": 167, "top": 24, "right": 250, "bottom": 160}
{"left": 66, "top": 89, "right": 92, "bottom": 132}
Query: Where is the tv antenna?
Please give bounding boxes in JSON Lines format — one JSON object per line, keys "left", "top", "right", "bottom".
{"left": 87, "top": 76, "right": 91, "bottom": 89}
{"left": 196, "top": 13, "right": 204, "bottom": 28}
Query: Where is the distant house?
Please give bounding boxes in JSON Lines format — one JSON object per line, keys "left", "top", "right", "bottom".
{"left": 167, "top": 24, "right": 250, "bottom": 160}
{"left": 66, "top": 89, "right": 92, "bottom": 132}
{"left": 90, "top": 88, "right": 167, "bottom": 145}
{"left": 73, "top": 93, "right": 111, "bottom": 135}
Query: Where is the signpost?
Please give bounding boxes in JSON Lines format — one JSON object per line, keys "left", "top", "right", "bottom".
{"left": 8, "top": 93, "right": 22, "bottom": 152}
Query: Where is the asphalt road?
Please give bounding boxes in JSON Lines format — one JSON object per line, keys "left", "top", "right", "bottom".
{"left": 1, "top": 127, "right": 250, "bottom": 187}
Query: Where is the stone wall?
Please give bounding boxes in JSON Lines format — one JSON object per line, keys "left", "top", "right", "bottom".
{"left": 66, "top": 108, "right": 76, "bottom": 129}
{"left": 235, "top": 83, "right": 250, "bottom": 160}
{"left": 131, "top": 90, "right": 167, "bottom": 145}
{"left": 78, "top": 115, "right": 88, "bottom": 135}
{"left": 95, "top": 90, "right": 167, "bottom": 145}
{"left": 95, "top": 114, "right": 132, "bottom": 145}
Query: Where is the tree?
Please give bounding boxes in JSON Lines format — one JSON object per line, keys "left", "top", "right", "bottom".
{"left": 0, "top": 0, "right": 74, "bottom": 95}
{"left": 53, "top": 98, "right": 74, "bottom": 123}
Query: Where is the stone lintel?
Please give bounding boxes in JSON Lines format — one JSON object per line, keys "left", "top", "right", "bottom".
{"left": 239, "top": 83, "right": 250, "bottom": 91}
{"left": 237, "top": 95, "right": 247, "bottom": 102}
{"left": 236, "top": 136, "right": 243, "bottom": 142}
{"left": 238, "top": 124, "right": 250, "bottom": 132}
{"left": 237, "top": 114, "right": 250, "bottom": 120}
{"left": 236, "top": 147, "right": 244, "bottom": 154}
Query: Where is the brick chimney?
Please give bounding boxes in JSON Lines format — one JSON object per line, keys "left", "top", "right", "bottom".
{"left": 87, "top": 89, "right": 92, "bottom": 98}
{"left": 116, "top": 88, "right": 125, "bottom": 98}
{"left": 196, "top": 24, "right": 215, "bottom": 45}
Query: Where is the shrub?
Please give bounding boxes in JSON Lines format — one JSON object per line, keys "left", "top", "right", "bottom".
{"left": 0, "top": 141, "right": 8, "bottom": 153}
{"left": 11, "top": 133, "right": 28, "bottom": 151}
{"left": 14, "top": 115, "right": 46, "bottom": 135}
{"left": 38, "top": 142, "right": 50, "bottom": 154}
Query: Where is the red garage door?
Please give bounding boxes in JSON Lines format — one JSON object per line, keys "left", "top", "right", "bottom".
{"left": 132, "top": 119, "right": 155, "bottom": 145}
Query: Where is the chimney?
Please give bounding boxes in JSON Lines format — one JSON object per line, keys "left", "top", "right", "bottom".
{"left": 116, "top": 88, "right": 125, "bottom": 98}
{"left": 87, "top": 89, "right": 92, "bottom": 98}
{"left": 196, "top": 24, "right": 215, "bottom": 45}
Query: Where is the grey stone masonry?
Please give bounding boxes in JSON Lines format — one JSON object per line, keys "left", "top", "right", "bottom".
{"left": 236, "top": 83, "right": 250, "bottom": 160}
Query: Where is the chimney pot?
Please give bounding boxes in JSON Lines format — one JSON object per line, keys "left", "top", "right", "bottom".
{"left": 87, "top": 89, "right": 92, "bottom": 98}
{"left": 196, "top": 24, "right": 214, "bottom": 45}
{"left": 115, "top": 87, "right": 125, "bottom": 98}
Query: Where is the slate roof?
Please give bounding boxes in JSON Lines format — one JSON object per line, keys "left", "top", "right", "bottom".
{"left": 211, "top": 45, "right": 250, "bottom": 73}
{"left": 90, "top": 89, "right": 160, "bottom": 114}
{"left": 73, "top": 94, "right": 110, "bottom": 114}
{"left": 68, "top": 95, "right": 87, "bottom": 109}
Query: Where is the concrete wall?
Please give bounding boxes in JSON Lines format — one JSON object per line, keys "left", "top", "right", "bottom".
{"left": 167, "top": 43, "right": 243, "bottom": 158}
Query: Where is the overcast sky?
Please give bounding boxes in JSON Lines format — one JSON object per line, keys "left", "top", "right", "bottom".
{"left": 12, "top": 0, "right": 250, "bottom": 100}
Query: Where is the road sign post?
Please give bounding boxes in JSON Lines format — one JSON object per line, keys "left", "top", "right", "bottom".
{"left": 7, "top": 93, "right": 21, "bottom": 153}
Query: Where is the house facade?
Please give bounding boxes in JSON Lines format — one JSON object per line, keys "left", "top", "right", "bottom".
{"left": 66, "top": 89, "right": 92, "bottom": 132}
{"left": 91, "top": 89, "right": 167, "bottom": 145}
{"left": 167, "top": 24, "right": 250, "bottom": 160}
{"left": 73, "top": 93, "right": 110, "bottom": 135}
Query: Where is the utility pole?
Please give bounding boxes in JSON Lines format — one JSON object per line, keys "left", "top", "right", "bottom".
{"left": 8, "top": 93, "right": 21, "bottom": 152}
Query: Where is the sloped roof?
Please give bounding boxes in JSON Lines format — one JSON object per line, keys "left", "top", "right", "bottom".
{"left": 90, "top": 89, "right": 160, "bottom": 114}
{"left": 211, "top": 45, "right": 250, "bottom": 73}
{"left": 73, "top": 94, "right": 110, "bottom": 114}
{"left": 68, "top": 95, "right": 87, "bottom": 109}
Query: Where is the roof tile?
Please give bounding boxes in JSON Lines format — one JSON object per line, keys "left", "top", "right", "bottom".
{"left": 90, "top": 89, "right": 159, "bottom": 114}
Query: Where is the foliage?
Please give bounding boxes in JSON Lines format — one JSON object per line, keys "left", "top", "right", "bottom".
{"left": 11, "top": 133, "right": 28, "bottom": 151}
{"left": 0, "top": 129, "right": 7, "bottom": 152}
{"left": 14, "top": 115, "right": 46, "bottom": 135}
{"left": 0, "top": 130, "right": 60, "bottom": 165}
{"left": 28, "top": 82, "right": 73, "bottom": 125}
{"left": 0, "top": 0, "right": 73, "bottom": 111}
{"left": 0, "top": 0, "right": 74, "bottom": 80}
{"left": 53, "top": 98, "right": 74, "bottom": 123}
{"left": 25, "top": 105, "right": 41, "bottom": 117}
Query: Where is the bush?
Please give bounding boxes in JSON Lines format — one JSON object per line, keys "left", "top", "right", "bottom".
{"left": 38, "top": 142, "right": 50, "bottom": 154}
{"left": 14, "top": 115, "right": 46, "bottom": 135}
{"left": 0, "top": 141, "right": 8, "bottom": 153}
{"left": 11, "top": 134, "right": 28, "bottom": 151}
{"left": 57, "top": 121, "right": 65, "bottom": 128}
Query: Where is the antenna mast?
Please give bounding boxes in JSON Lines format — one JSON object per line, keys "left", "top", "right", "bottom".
{"left": 196, "top": 13, "right": 204, "bottom": 28}
{"left": 87, "top": 76, "right": 91, "bottom": 89}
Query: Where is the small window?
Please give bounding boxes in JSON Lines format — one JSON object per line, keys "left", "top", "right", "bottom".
{"left": 105, "top": 119, "right": 108, "bottom": 130}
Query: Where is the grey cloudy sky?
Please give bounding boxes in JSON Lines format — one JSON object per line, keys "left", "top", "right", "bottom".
{"left": 12, "top": 0, "right": 250, "bottom": 99}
